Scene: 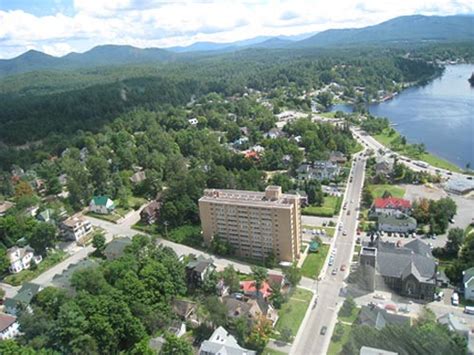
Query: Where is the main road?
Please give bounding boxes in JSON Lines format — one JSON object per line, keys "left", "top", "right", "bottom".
{"left": 291, "top": 151, "right": 366, "bottom": 355}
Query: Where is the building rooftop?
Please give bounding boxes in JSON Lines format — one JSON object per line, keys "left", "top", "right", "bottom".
{"left": 0, "top": 313, "right": 17, "bottom": 332}
{"left": 374, "top": 197, "right": 411, "bottom": 210}
{"left": 358, "top": 305, "right": 411, "bottom": 331}
{"left": 199, "top": 326, "right": 256, "bottom": 355}
{"left": 62, "top": 214, "right": 88, "bottom": 228}
{"left": 200, "top": 186, "right": 299, "bottom": 208}
{"left": 360, "top": 346, "right": 398, "bottom": 355}
{"left": 445, "top": 178, "right": 474, "bottom": 194}
{"left": 378, "top": 214, "right": 416, "bottom": 227}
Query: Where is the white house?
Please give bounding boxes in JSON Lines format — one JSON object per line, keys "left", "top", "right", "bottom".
{"left": 0, "top": 313, "right": 19, "bottom": 340}
{"left": 61, "top": 214, "right": 93, "bottom": 241}
{"left": 89, "top": 196, "right": 115, "bottom": 214}
{"left": 463, "top": 267, "right": 474, "bottom": 301}
{"left": 199, "top": 326, "right": 256, "bottom": 355}
{"left": 6, "top": 246, "right": 43, "bottom": 274}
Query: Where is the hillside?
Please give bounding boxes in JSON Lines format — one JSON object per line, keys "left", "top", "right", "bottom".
{"left": 296, "top": 15, "right": 474, "bottom": 47}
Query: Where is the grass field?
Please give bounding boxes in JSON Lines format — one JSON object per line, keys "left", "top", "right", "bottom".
{"left": 301, "top": 244, "right": 330, "bottom": 279}
{"left": 369, "top": 184, "right": 405, "bottom": 198}
{"left": 303, "top": 196, "right": 342, "bottom": 217}
{"left": 373, "top": 129, "right": 462, "bottom": 173}
{"left": 327, "top": 323, "right": 352, "bottom": 355}
{"left": 275, "top": 288, "right": 313, "bottom": 337}
{"left": 3, "top": 250, "right": 67, "bottom": 286}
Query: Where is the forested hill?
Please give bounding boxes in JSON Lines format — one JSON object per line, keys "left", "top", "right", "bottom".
{"left": 296, "top": 15, "right": 474, "bottom": 47}
{"left": 1, "top": 15, "right": 473, "bottom": 77}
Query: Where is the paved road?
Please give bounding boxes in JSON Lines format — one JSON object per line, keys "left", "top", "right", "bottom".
{"left": 352, "top": 127, "right": 471, "bottom": 181}
{"left": 291, "top": 151, "right": 366, "bottom": 355}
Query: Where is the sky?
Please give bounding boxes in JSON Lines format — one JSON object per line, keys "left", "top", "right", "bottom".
{"left": 0, "top": 0, "right": 473, "bottom": 59}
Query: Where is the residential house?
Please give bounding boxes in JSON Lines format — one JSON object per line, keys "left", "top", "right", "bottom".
{"left": 199, "top": 326, "right": 256, "bottom": 355}
{"left": 0, "top": 313, "right": 19, "bottom": 340}
{"left": 359, "top": 239, "right": 437, "bottom": 301}
{"left": 61, "top": 214, "right": 93, "bottom": 241}
{"left": 375, "top": 156, "right": 395, "bottom": 176}
{"left": 296, "top": 161, "right": 340, "bottom": 182}
{"left": 4, "top": 283, "right": 42, "bottom": 315}
{"left": 329, "top": 151, "right": 347, "bottom": 165}
{"left": 377, "top": 214, "right": 417, "bottom": 233}
{"left": 89, "top": 196, "right": 115, "bottom": 214}
{"left": 239, "top": 275, "right": 283, "bottom": 301}
{"left": 129, "top": 171, "right": 146, "bottom": 184}
{"left": 0, "top": 201, "right": 14, "bottom": 217}
{"left": 360, "top": 346, "right": 398, "bottom": 355}
{"left": 372, "top": 197, "right": 412, "bottom": 216}
{"left": 357, "top": 304, "right": 411, "bottom": 331}
{"left": 172, "top": 300, "right": 200, "bottom": 327}
{"left": 264, "top": 128, "right": 284, "bottom": 139}
{"left": 216, "top": 279, "right": 230, "bottom": 297}
{"left": 185, "top": 255, "right": 216, "bottom": 287}
{"left": 223, "top": 296, "right": 279, "bottom": 327}
{"left": 50, "top": 259, "right": 100, "bottom": 293}
{"left": 188, "top": 118, "right": 199, "bottom": 126}
{"left": 438, "top": 313, "right": 474, "bottom": 355}
{"left": 103, "top": 237, "right": 132, "bottom": 260}
{"left": 233, "top": 137, "right": 249, "bottom": 148}
{"left": 36, "top": 208, "right": 55, "bottom": 224}
{"left": 463, "top": 267, "right": 474, "bottom": 301}
{"left": 140, "top": 200, "right": 161, "bottom": 225}
{"left": 6, "top": 246, "right": 43, "bottom": 274}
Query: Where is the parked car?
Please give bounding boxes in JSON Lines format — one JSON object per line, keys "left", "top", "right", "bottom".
{"left": 343, "top": 230, "right": 347, "bottom": 236}
{"left": 320, "top": 326, "right": 327, "bottom": 335}
{"left": 340, "top": 265, "right": 346, "bottom": 271}
{"left": 332, "top": 269, "right": 337, "bottom": 275}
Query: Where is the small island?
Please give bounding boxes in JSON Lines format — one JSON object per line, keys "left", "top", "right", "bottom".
{"left": 469, "top": 72, "right": 474, "bottom": 86}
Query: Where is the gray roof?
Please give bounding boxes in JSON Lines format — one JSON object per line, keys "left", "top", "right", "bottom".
{"left": 463, "top": 267, "right": 474, "bottom": 288}
{"left": 199, "top": 326, "right": 256, "bottom": 355}
{"left": 103, "top": 237, "right": 132, "bottom": 260}
{"left": 358, "top": 305, "right": 411, "bottom": 331}
{"left": 51, "top": 259, "right": 100, "bottom": 291}
{"left": 186, "top": 255, "right": 214, "bottom": 273}
{"left": 376, "top": 241, "right": 436, "bottom": 283}
{"left": 437, "top": 313, "right": 470, "bottom": 336}
{"left": 4, "top": 282, "right": 41, "bottom": 312}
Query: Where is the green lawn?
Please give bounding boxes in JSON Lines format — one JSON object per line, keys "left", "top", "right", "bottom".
{"left": 87, "top": 211, "right": 121, "bottom": 223}
{"left": 338, "top": 307, "right": 360, "bottom": 324}
{"left": 262, "top": 348, "right": 287, "bottom": 355}
{"left": 369, "top": 184, "right": 405, "bottom": 198}
{"left": 301, "top": 244, "right": 330, "bottom": 279}
{"left": 328, "top": 323, "right": 352, "bottom": 355}
{"left": 373, "top": 129, "right": 462, "bottom": 173}
{"left": 3, "top": 250, "right": 67, "bottom": 286}
{"left": 275, "top": 288, "right": 313, "bottom": 337}
{"left": 303, "top": 196, "right": 342, "bottom": 217}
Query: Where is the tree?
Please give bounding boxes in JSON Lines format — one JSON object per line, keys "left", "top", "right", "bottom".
{"left": 221, "top": 265, "right": 240, "bottom": 293}
{"left": 269, "top": 281, "right": 284, "bottom": 309}
{"left": 246, "top": 316, "right": 273, "bottom": 352}
{"left": 15, "top": 180, "right": 34, "bottom": 199}
{"left": 161, "top": 334, "right": 193, "bottom": 355}
{"left": 211, "top": 236, "right": 233, "bottom": 256}
{"left": 317, "top": 91, "right": 334, "bottom": 111}
{"left": 444, "top": 228, "right": 464, "bottom": 257}
{"left": 0, "top": 248, "right": 10, "bottom": 274}
{"left": 279, "top": 326, "right": 293, "bottom": 343}
{"left": 29, "top": 223, "right": 57, "bottom": 257}
{"left": 92, "top": 233, "right": 106, "bottom": 257}
{"left": 362, "top": 185, "right": 373, "bottom": 208}
{"left": 306, "top": 180, "right": 324, "bottom": 206}
{"left": 204, "top": 296, "right": 228, "bottom": 327}
{"left": 283, "top": 263, "right": 301, "bottom": 287}
{"left": 251, "top": 266, "right": 268, "bottom": 298}
{"left": 338, "top": 296, "right": 356, "bottom": 318}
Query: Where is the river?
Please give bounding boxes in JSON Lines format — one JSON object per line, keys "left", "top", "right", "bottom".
{"left": 331, "top": 64, "right": 474, "bottom": 169}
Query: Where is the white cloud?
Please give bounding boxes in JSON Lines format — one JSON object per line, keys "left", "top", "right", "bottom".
{"left": 0, "top": 0, "right": 473, "bottom": 58}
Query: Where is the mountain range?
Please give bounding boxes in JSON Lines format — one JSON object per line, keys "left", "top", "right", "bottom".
{"left": 0, "top": 15, "right": 473, "bottom": 78}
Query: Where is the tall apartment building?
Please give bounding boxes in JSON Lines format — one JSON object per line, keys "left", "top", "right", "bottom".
{"left": 199, "top": 186, "right": 301, "bottom": 262}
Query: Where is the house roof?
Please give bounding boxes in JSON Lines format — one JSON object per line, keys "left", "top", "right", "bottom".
{"left": 358, "top": 305, "right": 411, "bottom": 330}
{"left": 463, "top": 267, "right": 474, "bottom": 288}
{"left": 224, "top": 297, "right": 252, "bottom": 318}
{"left": 91, "top": 196, "right": 112, "bottom": 206}
{"left": 376, "top": 241, "right": 436, "bottom": 283}
{"left": 103, "top": 237, "right": 132, "bottom": 260}
{"left": 37, "top": 208, "right": 53, "bottom": 221}
{"left": 267, "top": 274, "right": 284, "bottom": 286}
{"left": 186, "top": 255, "right": 214, "bottom": 273}
{"left": 0, "top": 313, "right": 17, "bottom": 332}
{"left": 0, "top": 201, "right": 14, "bottom": 214}
{"left": 199, "top": 326, "right": 256, "bottom": 355}
{"left": 437, "top": 313, "right": 470, "bottom": 335}
{"left": 240, "top": 280, "right": 272, "bottom": 299}
{"left": 374, "top": 197, "right": 411, "bottom": 210}
{"left": 172, "top": 300, "right": 197, "bottom": 319}
{"left": 4, "top": 282, "right": 41, "bottom": 311}
{"left": 360, "top": 346, "right": 398, "bottom": 355}
{"left": 130, "top": 171, "right": 146, "bottom": 183}
{"left": 141, "top": 201, "right": 161, "bottom": 217}
{"left": 51, "top": 259, "right": 99, "bottom": 291}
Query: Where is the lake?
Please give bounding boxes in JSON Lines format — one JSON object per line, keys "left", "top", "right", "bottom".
{"left": 331, "top": 64, "right": 474, "bottom": 169}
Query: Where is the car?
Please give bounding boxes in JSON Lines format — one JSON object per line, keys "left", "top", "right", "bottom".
{"left": 343, "top": 230, "right": 347, "bottom": 236}
{"left": 356, "top": 237, "right": 361, "bottom": 244}
{"left": 328, "top": 259, "right": 334, "bottom": 266}
{"left": 347, "top": 210, "right": 351, "bottom": 216}
{"left": 404, "top": 234, "right": 409, "bottom": 238}
{"left": 468, "top": 176, "right": 473, "bottom": 180}
{"left": 332, "top": 269, "right": 337, "bottom": 275}
{"left": 340, "top": 264, "right": 346, "bottom": 271}
{"left": 449, "top": 218, "right": 455, "bottom": 224}
{"left": 320, "top": 326, "right": 327, "bottom": 335}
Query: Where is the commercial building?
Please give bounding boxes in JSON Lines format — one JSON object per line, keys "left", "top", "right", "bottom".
{"left": 199, "top": 186, "right": 301, "bottom": 262}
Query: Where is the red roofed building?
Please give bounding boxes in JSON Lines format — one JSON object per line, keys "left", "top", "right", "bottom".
{"left": 372, "top": 197, "right": 412, "bottom": 216}
{"left": 239, "top": 274, "right": 284, "bottom": 300}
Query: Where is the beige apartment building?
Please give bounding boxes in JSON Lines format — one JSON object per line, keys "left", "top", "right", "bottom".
{"left": 199, "top": 186, "right": 301, "bottom": 262}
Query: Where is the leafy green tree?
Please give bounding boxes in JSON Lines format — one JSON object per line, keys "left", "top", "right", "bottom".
{"left": 92, "top": 233, "right": 106, "bottom": 256}
{"left": 29, "top": 222, "right": 57, "bottom": 257}
{"left": 338, "top": 296, "right": 356, "bottom": 318}
{"left": 0, "top": 248, "right": 10, "bottom": 274}
{"left": 283, "top": 263, "right": 301, "bottom": 287}
{"left": 279, "top": 326, "right": 293, "bottom": 343}
{"left": 161, "top": 334, "right": 193, "bottom": 355}
{"left": 269, "top": 281, "right": 284, "bottom": 309}
{"left": 444, "top": 228, "right": 464, "bottom": 257}
{"left": 251, "top": 266, "right": 268, "bottom": 298}
{"left": 221, "top": 265, "right": 240, "bottom": 293}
